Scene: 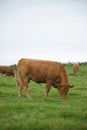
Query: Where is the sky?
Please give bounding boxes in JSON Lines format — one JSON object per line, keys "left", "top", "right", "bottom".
{"left": 0, "top": 0, "right": 87, "bottom": 65}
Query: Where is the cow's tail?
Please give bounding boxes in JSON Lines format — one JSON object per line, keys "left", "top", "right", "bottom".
{"left": 14, "top": 70, "right": 20, "bottom": 87}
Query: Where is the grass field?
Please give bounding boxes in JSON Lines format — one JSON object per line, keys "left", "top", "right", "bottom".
{"left": 0, "top": 63, "right": 87, "bottom": 130}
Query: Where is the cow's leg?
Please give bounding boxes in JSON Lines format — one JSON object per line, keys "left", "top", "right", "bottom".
{"left": 22, "top": 78, "right": 32, "bottom": 98}
{"left": 23, "top": 83, "right": 32, "bottom": 99}
{"left": 18, "top": 82, "right": 23, "bottom": 97}
{"left": 45, "top": 81, "right": 51, "bottom": 97}
{"left": 19, "top": 75, "right": 31, "bottom": 98}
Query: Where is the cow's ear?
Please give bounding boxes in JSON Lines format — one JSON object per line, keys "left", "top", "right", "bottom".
{"left": 69, "top": 84, "right": 74, "bottom": 88}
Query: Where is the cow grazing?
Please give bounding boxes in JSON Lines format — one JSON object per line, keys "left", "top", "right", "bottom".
{"left": 0, "top": 66, "right": 15, "bottom": 77}
{"left": 15, "top": 58, "right": 74, "bottom": 99}
{"left": 72, "top": 63, "right": 79, "bottom": 74}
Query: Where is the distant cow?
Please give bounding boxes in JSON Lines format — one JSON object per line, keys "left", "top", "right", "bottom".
{"left": 15, "top": 58, "right": 74, "bottom": 99}
{"left": 72, "top": 63, "right": 79, "bottom": 74}
{"left": 0, "top": 66, "right": 15, "bottom": 77}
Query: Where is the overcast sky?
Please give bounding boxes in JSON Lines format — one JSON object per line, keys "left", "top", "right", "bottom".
{"left": 0, "top": 0, "right": 87, "bottom": 65}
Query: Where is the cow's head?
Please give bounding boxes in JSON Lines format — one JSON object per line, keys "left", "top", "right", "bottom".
{"left": 58, "top": 84, "right": 74, "bottom": 99}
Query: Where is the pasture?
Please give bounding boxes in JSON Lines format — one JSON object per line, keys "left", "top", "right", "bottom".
{"left": 0, "top": 63, "right": 87, "bottom": 130}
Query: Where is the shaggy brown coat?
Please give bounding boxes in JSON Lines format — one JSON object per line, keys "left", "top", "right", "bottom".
{"left": 16, "top": 58, "right": 73, "bottom": 99}
{"left": 0, "top": 66, "right": 15, "bottom": 77}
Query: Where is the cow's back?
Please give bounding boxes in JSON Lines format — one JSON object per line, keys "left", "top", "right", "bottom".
{"left": 17, "top": 58, "right": 65, "bottom": 83}
{"left": 17, "top": 58, "right": 63, "bottom": 74}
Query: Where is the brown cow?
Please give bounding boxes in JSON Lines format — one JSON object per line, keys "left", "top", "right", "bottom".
{"left": 0, "top": 66, "right": 15, "bottom": 77}
{"left": 15, "top": 58, "right": 74, "bottom": 99}
{"left": 72, "top": 63, "right": 79, "bottom": 74}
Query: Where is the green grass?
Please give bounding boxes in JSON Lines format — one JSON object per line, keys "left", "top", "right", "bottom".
{"left": 0, "top": 64, "right": 87, "bottom": 130}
